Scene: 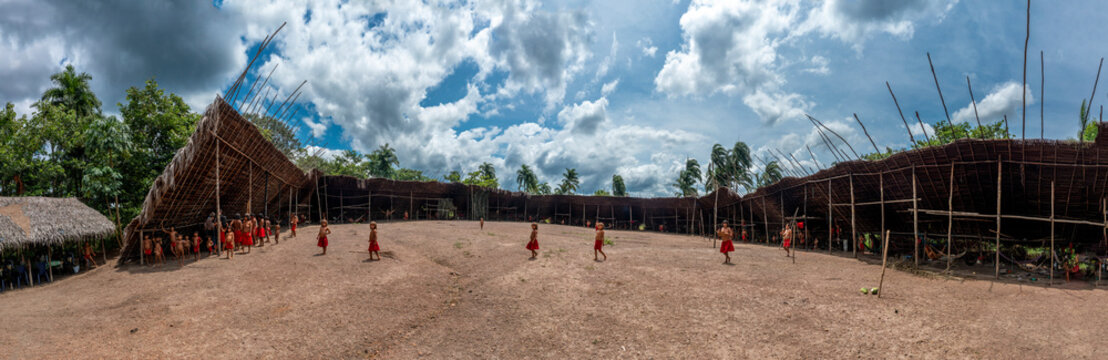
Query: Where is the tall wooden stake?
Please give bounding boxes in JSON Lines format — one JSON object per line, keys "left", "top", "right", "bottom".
{"left": 913, "top": 167, "right": 919, "bottom": 266}
{"left": 995, "top": 159, "right": 1002, "bottom": 279}
{"left": 947, "top": 163, "right": 955, "bottom": 271}
{"left": 713, "top": 189, "right": 719, "bottom": 247}
{"left": 1049, "top": 181, "right": 1054, "bottom": 285}
{"left": 828, "top": 179, "right": 833, "bottom": 254}
{"left": 1021, "top": 0, "right": 1030, "bottom": 139}
{"left": 878, "top": 229, "right": 892, "bottom": 298}
{"left": 850, "top": 174, "right": 856, "bottom": 258}
{"left": 215, "top": 142, "right": 221, "bottom": 256}
{"left": 880, "top": 173, "right": 886, "bottom": 255}
{"left": 762, "top": 197, "right": 769, "bottom": 244}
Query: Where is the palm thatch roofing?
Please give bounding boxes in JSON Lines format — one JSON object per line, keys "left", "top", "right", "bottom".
{"left": 120, "top": 96, "right": 310, "bottom": 260}
{"left": 0, "top": 197, "right": 115, "bottom": 250}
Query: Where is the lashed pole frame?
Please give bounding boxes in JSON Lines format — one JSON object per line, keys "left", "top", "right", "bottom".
{"left": 1049, "top": 181, "right": 1054, "bottom": 285}
{"left": 762, "top": 197, "right": 769, "bottom": 244}
{"left": 880, "top": 172, "right": 885, "bottom": 256}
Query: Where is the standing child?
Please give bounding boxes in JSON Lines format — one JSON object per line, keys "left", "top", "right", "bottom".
{"left": 290, "top": 214, "right": 298, "bottom": 238}
{"left": 317, "top": 220, "right": 332, "bottom": 255}
{"left": 718, "top": 220, "right": 735, "bottom": 264}
{"left": 192, "top": 232, "right": 202, "bottom": 256}
{"left": 82, "top": 242, "right": 98, "bottom": 268}
{"left": 225, "top": 230, "right": 235, "bottom": 259}
{"left": 273, "top": 218, "right": 281, "bottom": 245}
{"left": 594, "top": 223, "right": 607, "bottom": 261}
{"left": 480, "top": 217, "right": 484, "bottom": 230}
{"left": 368, "top": 221, "right": 380, "bottom": 261}
{"left": 780, "top": 225, "right": 793, "bottom": 257}
{"left": 154, "top": 238, "right": 165, "bottom": 266}
{"left": 142, "top": 236, "right": 153, "bottom": 265}
{"left": 526, "top": 223, "right": 540, "bottom": 259}
{"left": 206, "top": 236, "right": 214, "bottom": 255}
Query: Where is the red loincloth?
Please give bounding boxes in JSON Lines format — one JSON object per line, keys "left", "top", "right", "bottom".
{"left": 720, "top": 239, "right": 735, "bottom": 253}
{"left": 317, "top": 236, "right": 328, "bottom": 248}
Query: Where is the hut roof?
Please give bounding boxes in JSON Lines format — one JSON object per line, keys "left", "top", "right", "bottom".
{"left": 0, "top": 197, "right": 115, "bottom": 250}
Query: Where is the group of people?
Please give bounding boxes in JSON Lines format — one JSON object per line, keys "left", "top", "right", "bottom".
{"left": 141, "top": 213, "right": 302, "bottom": 266}
{"left": 522, "top": 220, "right": 608, "bottom": 261}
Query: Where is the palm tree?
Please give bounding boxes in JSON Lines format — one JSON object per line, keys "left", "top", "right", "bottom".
{"left": 479, "top": 162, "right": 496, "bottom": 181}
{"left": 611, "top": 174, "right": 627, "bottom": 196}
{"left": 729, "top": 141, "right": 753, "bottom": 191}
{"left": 756, "top": 161, "right": 784, "bottom": 187}
{"left": 557, "top": 168, "right": 580, "bottom": 195}
{"left": 537, "top": 182, "right": 552, "bottom": 195}
{"left": 672, "top": 158, "right": 701, "bottom": 196}
{"left": 40, "top": 65, "right": 101, "bottom": 118}
{"left": 444, "top": 170, "right": 462, "bottom": 183}
{"left": 707, "top": 144, "right": 731, "bottom": 191}
{"left": 516, "top": 164, "right": 539, "bottom": 193}
{"left": 367, "top": 143, "right": 399, "bottom": 178}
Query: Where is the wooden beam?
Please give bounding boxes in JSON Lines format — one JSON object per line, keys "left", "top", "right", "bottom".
{"left": 851, "top": 174, "right": 857, "bottom": 258}
{"left": 878, "top": 229, "right": 891, "bottom": 298}
{"left": 831, "top": 198, "right": 920, "bottom": 207}
{"left": 1050, "top": 181, "right": 1054, "bottom": 285}
{"left": 996, "top": 158, "right": 1002, "bottom": 280}
{"left": 947, "top": 163, "right": 954, "bottom": 271}
{"left": 913, "top": 167, "right": 919, "bottom": 267}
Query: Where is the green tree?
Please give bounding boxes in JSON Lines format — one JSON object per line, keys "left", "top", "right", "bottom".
{"left": 611, "top": 174, "right": 627, "bottom": 196}
{"left": 463, "top": 169, "right": 499, "bottom": 188}
{"left": 516, "top": 164, "right": 539, "bottom": 193}
{"left": 119, "top": 78, "right": 200, "bottom": 219}
{"left": 444, "top": 170, "right": 462, "bottom": 183}
{"left": 245, "top": 113, "right": 302, "bottom": 160}
{"left": 479, "top": 162, "right": 496, "bottom": 182}
{"left": 672, "top": 158, "right": 701, "bottom": 196}
{"left": 394, "top": 168, "right": 433, "bottom": 181}
{"left": 82, "top": 115, "right": 133, "bottom": 220}
{"left": 593, "top": 189, "right": 611, "bottom": 196}
{"left": 755, "top": 161, "right": 783, "bottom": 187}
{"left": 0, "top": 103, "right": 41, "bottom": 195}
{"left": 537, "top": 182, "right": 552, "bottom": 195}
{"left": 41, "top": 64, "right": 101, "bottom": 118}
{"left": 557, "top": 168, "right": 579, "bottom": 195}
{"left": 366, "top": 143, "right": 399, "bottom": 178}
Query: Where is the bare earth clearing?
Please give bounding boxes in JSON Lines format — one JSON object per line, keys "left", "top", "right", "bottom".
{"left": 2, "top": 221, "right": 1106, "bottom": 359}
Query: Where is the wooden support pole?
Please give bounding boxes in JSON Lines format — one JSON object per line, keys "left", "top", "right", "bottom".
{"left": 47, "top": 246, "right": 53, "bottom": 282}
{"left": 996, "top": 159, "right": 1002, "bottom": 280}
{"left": 1101, "top": 197, "right": 1105, "bottom": 287}
{"left": 140, "top": 229, "right": 145, "bottom": 265}
{"left": 23, "top": 246, "right": 31, "bottom": 287}
{"left": 803, "top": 186, "right": 809, "bottom": 250}
{"left": 913, "top": 167, "right": 919, "bottom": 266}
{"left": 367, "top": 189, "right": 371, "bottom": 222}
{"left": 851, "top": 175, "right": 856, "bottom": 258}
{"left": 880, "top": 173, "right": 885, "bottom": 255}
{"left": 878, "top": 229, "right": 891, "bottom": 298}
{"left": 947, "top": 163, "right": 955, "bottom": 271}
{"left": 215, "top": 141, "right": 222, "bottom": 257}
{"left": 762, "top": 197, "right": 769, "bottom": 244}
{"left": 1050, "top": 181, "right": 1054, "bottom": 285}
{"left": 828, "top": 179, "right": 833, "bottom": 254}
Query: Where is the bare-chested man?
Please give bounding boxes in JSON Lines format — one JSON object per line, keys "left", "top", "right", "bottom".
{"left": 594, "top": 223, "right": 607, "bottom": 261}
{"left": 290, "top": 214, "right": 298, "bottom": 238}
{"left": 780, "top": 225, "right": 794, "bottom": 257}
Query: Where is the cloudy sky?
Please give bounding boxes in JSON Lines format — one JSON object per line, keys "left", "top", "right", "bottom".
{"left": 3, "top": 0, "right": 1107, "bottom": 196}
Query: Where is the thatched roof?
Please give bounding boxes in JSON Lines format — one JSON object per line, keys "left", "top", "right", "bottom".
{"left": 121, "top": 96, "right": 310, "bottom": 260}
{"left": 0, "top": 197, "right": 115, "bottom": 250}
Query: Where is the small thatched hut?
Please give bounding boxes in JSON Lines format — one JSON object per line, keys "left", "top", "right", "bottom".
{"left": 0, "top": 197, "right": 115, "bottom": 250}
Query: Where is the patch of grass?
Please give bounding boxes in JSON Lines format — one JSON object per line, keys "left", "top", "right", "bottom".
{"left": 585, "top": 265, "right": 595, "bottom": 271}
{"left": 519, "top": 277, "right": 526, "bottom": 283}
{"left": 454, "top": 241, "right": 464, "bottom": 249}
{"left": 463, "top": 250, "right": 472, "bottom": 257}
{"left": 558, "top": 248, "right": 566, "bottom": 253}
{"left": 487, "top": 232, "right": 496, "bottom": 236}
{"left": 604, "top": 237, "right": 614, "bottom": 246}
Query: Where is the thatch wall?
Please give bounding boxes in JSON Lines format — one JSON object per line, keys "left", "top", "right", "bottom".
{"left": 0, "top": 197, "right": 115, "bottom": 250}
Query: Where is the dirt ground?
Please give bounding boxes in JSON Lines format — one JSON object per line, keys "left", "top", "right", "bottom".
{"left": 2, "top": 221, "right": 1107, "bottom": 359}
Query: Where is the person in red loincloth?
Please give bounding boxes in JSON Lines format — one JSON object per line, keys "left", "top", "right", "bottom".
{"left": 780, "top": 225, "right": 793, "bottom": 257}
{"left": 526, "top": 223, "right": 540, "bottom": 259}
{"left": 142, "top": 235, "right": 153, "bottom": 265}
{"left": 224, "top": 230, "right": 235, "bottom": 259}
{"left": 82, "top": 241, "right": 98, "bottom": 268}
{"left": 290, "top": 214, "right": 298, "bottom": 238}
{"left": 594, "top": 223, "right": 607, "bottom": 261}
{"left": 317, "top": 220, "right": 332, "bottom": 255}
{"left": 367, "top": 221, "right": 380, "bottom": 261}
{"left": 192, "top": 232, "right": 202, "bottom": 255}
{"left": 718, "top": 220, "right": 735, "bottom": 264}
{"left": 480, "top": 217, "right": 484, "bottom": 230}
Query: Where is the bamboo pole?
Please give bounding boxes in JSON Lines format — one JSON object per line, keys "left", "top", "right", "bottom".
{"left": 878, "top": 229, "right": 891, "bottom": 298}
{"left": 803, "top": 186, "right": 809, "bottom": 250}
{"left": 995, "top": 159, "right": 1002, "bottom": 279}
{"left": 927, "top": 52, "right": 959, "bottom": 138}
{"left": 763, "top": 197, "right": 769, "bottom": 244}
{"left": 947, "top": 163, "right": 954, "bottom": 271}
{"left": 853, "top": 113, "right": 881, "bottom": 154}
{"left": 880, "top": 173, "right": 885, "bottom": 255}
{"left": 1049, "top": 181, "right": 1054, "bottom": 285}
{"left": 913, "top": 167, "right": 919, "bottom": 266}
{"left": 1100, "top": 197, "right": 1104, "bottom": 287}
{"left": 828, "top": 179, "right": 833, "bottom": 254}
{"left": 1021, "top": 0, "right": 1030, "bottom": 139}
{"left": 1040, "top": 51, "right": 1045, "bottom": 139}
{"left": 47, "top": 246, "right": 53, "bottom": 282}
{"left": 851, "top": 175, "right": 856, "bottom": 258}
{"left": 967, "top": 76, "right": 984, "bottom": 136}
{"left": 886, "top": 81, "right": 916, "bottom": 143}
{"left": 713, "top": 189, "right": 719, "bottom": 248}
{"left": 215, "top": 141, "right": 221, "bottom": 257}
{"left": 948, "top": 162, "right": 957, "bottom": 269}
{"left": 23, "top": 246, "right": 31, "bottom": 287}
